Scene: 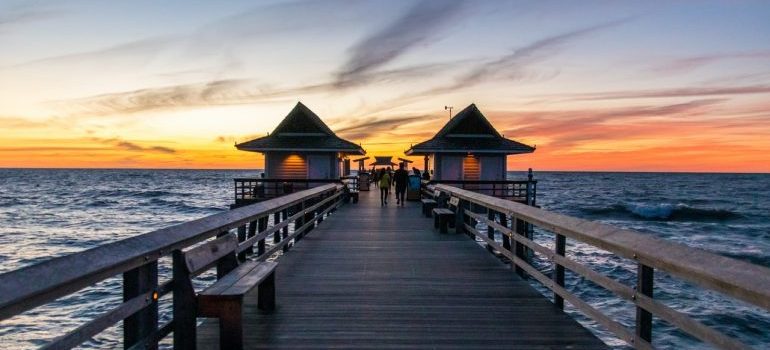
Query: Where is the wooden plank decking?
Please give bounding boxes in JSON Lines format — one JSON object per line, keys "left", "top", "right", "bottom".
{"left": 198, "top": 188, "right": 607, "bottom": 349}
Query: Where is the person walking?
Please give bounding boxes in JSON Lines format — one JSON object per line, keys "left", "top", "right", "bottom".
{"left": 378, "top": 168, "right": 390, "bottom": 206}
{"left": 394, "top": 163, "right": 408, "bottom": 206}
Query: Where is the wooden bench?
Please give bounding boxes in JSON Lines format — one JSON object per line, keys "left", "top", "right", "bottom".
{"left": 421, "top": 189, "right": 440, "bottom": 217}
{"left": 433, "top": 197, "right": 459, "bottom": 234}
{"left": 174, "top": 234, "right": 277, "bottom": 350}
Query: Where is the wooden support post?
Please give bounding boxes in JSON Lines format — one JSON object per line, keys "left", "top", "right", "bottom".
{"left": 257, "top": 272, "right": 276, "bottom": 311}
{"left": 513, "top": 217, "right": 526, "bottom": 278}
{"left": 245, "top": 219, "right": 257, "bottom": 256}
{"left": 295, "top": 202, "right": 305, "bottom": 242}
{"left": 304, "top": 199, "right": 315, "bottom": 234}
{"left": 318, "top": 194, "right": 325, "bottom": 223}
{"left": 218, "top": 300, "right": 243, "bottom": 350}
{"left": 172, "top": 250, "right": 196, "bottom": 350}
{"left": 257, "top": 217, "right": 267, "bottom": 256}
{"left": 500, "top": 214, "right": 511, "bottom": 251}
{"left": 486, "top": 209, "right": 495, "bottom": 253}
{"left": 273, "top": 212, "right": 281, "bottom": 243}
{"left": 454, "top": 199, "right": 465, "bottom": 235}
{"left": 636, "top": 264, "right": 654, "bottom": 343}
{"left": 282, "top": 209, "right": 290, "bottom": 252}
{"left": 554, "top": 234, "right": 566, "bottom": 310}
{"left": 237, "top": 225, "right": 247, "bottom": 261}
{"left": 123, "top": 262, "right": 158, "bottom": 350}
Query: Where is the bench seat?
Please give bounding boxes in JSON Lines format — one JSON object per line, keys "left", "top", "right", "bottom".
{"left": 421, "top": 199, "right": 437, "bottom": 217}
{"left": 433, "top": 208, "right": 454, "bottom": 233}
{"left": 196, "top": 260, "right": 277, "bottom": 350}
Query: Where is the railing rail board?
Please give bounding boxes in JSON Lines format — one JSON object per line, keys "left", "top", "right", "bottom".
{"left": 437, "top": 184, "right": 769, "bottom": 349}
{"left": 0, "top": 183, "right": 344, "bottom": 350}
{"left": 437, "top": 184, "right": 770, "bottom": 311}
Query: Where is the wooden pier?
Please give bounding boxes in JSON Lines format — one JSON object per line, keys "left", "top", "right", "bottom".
{"left": 1, "top": 181, "right": 769, "bottom": 349}
{"left": 197, "top": 188, "right": 604, "bottom": 349}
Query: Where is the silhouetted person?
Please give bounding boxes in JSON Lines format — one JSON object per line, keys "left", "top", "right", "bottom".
{"left": 386, "top": 166, "right": 393, "bottom": 194}
{"left": 378, "top": 168, "right": 390, "bottom": 206}
{"left": 394, "top": 164, "right": 408, "bottom": 206}
{"left": 412, "top": 167, "right": 421, "bottom": 178}
{"left": 422, "top": 169, "right": 431, "bottom": 181}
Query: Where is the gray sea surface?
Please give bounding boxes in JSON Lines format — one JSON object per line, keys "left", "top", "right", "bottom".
{"left": 0, "top": 169, "right": 768, "bottom": 349}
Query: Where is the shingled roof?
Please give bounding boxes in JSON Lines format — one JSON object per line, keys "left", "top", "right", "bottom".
{"left": 236, "top": 102, "right": 365, "bottom": 155}
{"left": 405, "top": 104, "right": 535, "bottom": 155}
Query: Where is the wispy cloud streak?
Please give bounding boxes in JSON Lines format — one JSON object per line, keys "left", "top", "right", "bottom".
{"left": 336, "top": 0, "right": 466, "bottom": 86}
{"left": 568, "top": 85, "right": 770, "bottom": 100}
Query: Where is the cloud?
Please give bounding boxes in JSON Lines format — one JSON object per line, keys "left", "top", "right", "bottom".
{"left": 333, "top": 115, "right": 439, "bottom": 140}
{"left": 651, "top": 51, "right": 770, "bottom": 74}
{"left": 0, "top": 6, "right": 58, "bottom": 33}
{"left": 355, "top": 18, "right": 634, "bottom": 114}
{"left": 91, "top": 137, "right": 177, "bottom": 154}
{"left": 567, "top": 85, "right": 770, "bottom": 100}
{"left": 336, "top": 0, "right": 466, "bottom": 85}
{"left": 7, "top": 37, "right": 172, "bottom": 69}
{"left": 452, "top": 17, "right": 633, "bottom": 89}
{"left": 490, "top": 98, "right": 729, "bottom": 149}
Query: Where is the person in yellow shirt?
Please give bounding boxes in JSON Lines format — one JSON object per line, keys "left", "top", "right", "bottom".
{"left": 378, "top": 168, "right": 391, "bottom": 206}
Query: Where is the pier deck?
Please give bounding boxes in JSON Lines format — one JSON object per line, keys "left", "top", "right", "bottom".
{"left": 198, "top": 188, "right": 606, "bottom": 349}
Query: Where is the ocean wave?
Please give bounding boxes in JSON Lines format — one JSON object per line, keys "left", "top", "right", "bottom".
{"left": 582, "top": 203, "right": 743, "bottom": 221}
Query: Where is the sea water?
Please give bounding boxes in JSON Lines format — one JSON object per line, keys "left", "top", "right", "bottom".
{"left": 0, "top": 169, "right": 767, "bottom": 349}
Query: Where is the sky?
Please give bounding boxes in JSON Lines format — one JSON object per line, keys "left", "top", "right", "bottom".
{"left": 1, "top": 0, "right": 769, "bottom": 172}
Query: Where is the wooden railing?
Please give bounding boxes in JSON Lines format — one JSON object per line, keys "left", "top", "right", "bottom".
{"left": 426, "top": 179, "right": 536, "bottom": 203}
{"left": 234, "top": 177, "right": 357, "bottom": 206}
{"left": 0, "top": 184, "right": 345, "bottom": 349}
{"left": 434, "top": 184, "right": 770, "bottom": 350}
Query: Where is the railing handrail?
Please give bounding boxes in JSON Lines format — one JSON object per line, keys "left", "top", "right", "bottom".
{"left": 0, "top": 183, "right": 341, "bottom": 321}
{"left": 429, "top": 179, "right": 536, "bottom": 184}
{"left": 233, "top": 178, "right": 345, "bottom": 182}
{"left": 435, "top": 184, "right": 770, "bottom": 311}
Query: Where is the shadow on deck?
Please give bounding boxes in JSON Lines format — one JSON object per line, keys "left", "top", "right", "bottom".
{"left": 197, "top": 188, "right": 605, "bottom": 349}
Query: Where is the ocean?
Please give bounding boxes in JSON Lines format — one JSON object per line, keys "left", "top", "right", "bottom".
{"left": 0, "top": 169, "right": 768, "bottom": 349}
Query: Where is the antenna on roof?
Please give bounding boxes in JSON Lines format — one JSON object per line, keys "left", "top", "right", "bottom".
{"left": 444, "top": 105, "right": 453, "bottom": 119}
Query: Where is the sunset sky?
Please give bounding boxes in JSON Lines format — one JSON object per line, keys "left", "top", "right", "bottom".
{"left": 1, "top": 0, "right": 769, "bottom": 172}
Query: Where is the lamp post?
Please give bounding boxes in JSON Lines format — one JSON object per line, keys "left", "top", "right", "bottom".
{"left": 444, "top": 105, "right": 453, "bottom": 119}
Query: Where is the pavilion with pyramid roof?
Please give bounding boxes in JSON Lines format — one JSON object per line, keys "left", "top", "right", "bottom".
{"left": 236, "top": 102, "right": 365, "bottom": 180}
{"left": 405, "top": 103, "right": 534, "bottom": 181}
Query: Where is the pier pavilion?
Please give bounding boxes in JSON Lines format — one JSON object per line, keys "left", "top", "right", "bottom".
{"left": 236, "top": 102, "right": 365, "bottom": 181}
{"left": 233, "top": 102, "right": 365, "bottom": 204}
{"left": 406, "top": 103, "right": 534, "bottom": 181}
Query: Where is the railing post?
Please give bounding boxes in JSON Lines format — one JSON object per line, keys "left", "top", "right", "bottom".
{"left": 486, "top": 208, "right": 495, "bottom": 253}
{"left": 123, "top": 262, "right": 158, "bottom": 350}
{"left": 295, "top": 202, "right": 305, "bottom": 242}
{"left": 282, "top": 209, "right": 290, "bottom": 252}
{"left": 513, "top": 217, "right": 526, "bottom": 278}
{"left": 554, "top": 234, "right": 566, "bottom": 310}
{"left": 172, "top": 250, "right": 196, "bottom": 350}
{"left": 318, "top": 193, "right": 325, "bottom": 223}
{"left": 304, "top": 199, "right": 315, "bottom": 233}
{"left": 636, "top": 264, "right": 654, "bottom": 342}
{"left": 454, "top": 198, "right": 465, "bottom": 235}
{"left": 501, "top": 214, "right": 511, "bottom": 252}
{"left": 257, "top": 216, "right": 267, "bottom": 256}
{"left": 273, "top": 212, "right": 281, "bottom": 243}
{"left": 246, "top": 219, "right": 257, "bottom": 256}
{"left": 237, "top": 224, "right": 247, "bottom": 261}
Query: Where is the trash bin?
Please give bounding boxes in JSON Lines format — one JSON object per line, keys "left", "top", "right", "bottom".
{"left": 406, "top": 175, "right": 421, "bottom": 201}
{"left": 358, "top": 172, "right": 370, "bottom": 191}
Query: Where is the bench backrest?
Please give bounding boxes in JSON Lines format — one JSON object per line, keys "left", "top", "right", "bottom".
{"left": 448, "top": 196, "right": 459, "bottom": 209}
{"left": 184, "top": 234, "right": 238, "bottom": 275}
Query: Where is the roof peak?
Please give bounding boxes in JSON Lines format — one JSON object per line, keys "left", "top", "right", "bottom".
{"left": 272, "top": 102, "right": 336, "bottom": 136}
{"left": 435, "top": 103, "right": 501, "bottom": 138}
